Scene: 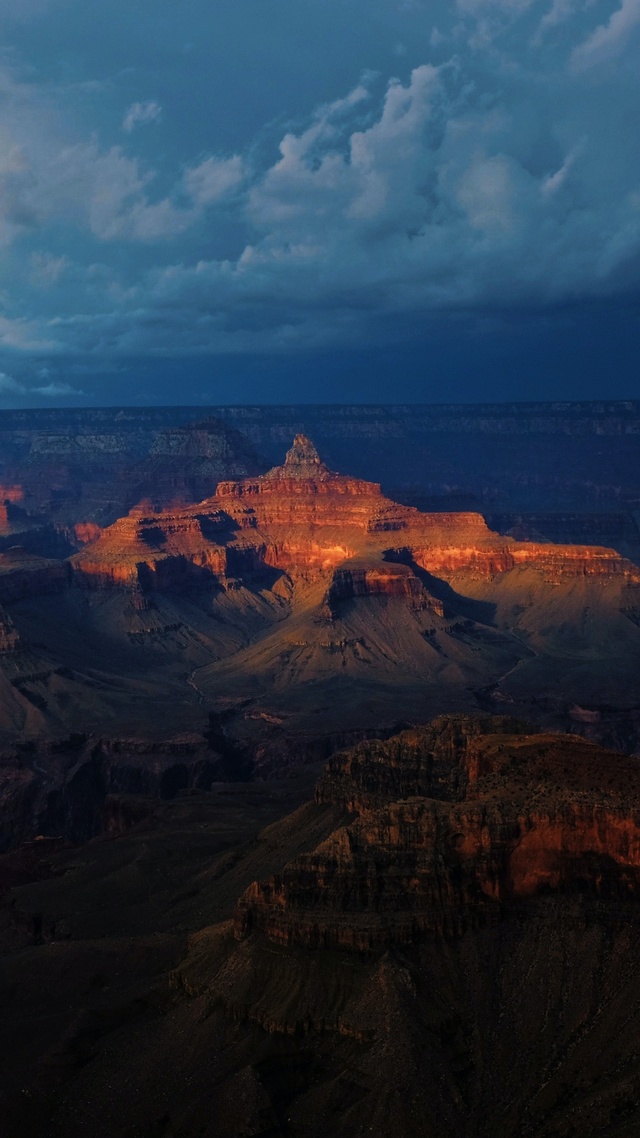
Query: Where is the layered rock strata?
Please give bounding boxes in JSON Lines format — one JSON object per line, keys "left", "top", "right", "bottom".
{"left": 0, "top": 435, "right": 637, "bottom": 753}
{"left": 0, "top": 486, "right": 25, "bottom": 532}
{"left": 0, "top": 731, "right": 236, "bottom": 851}
{"left": 72, "top": 434, "right": 640, "bottom": 592}
{"left": 235, "top": 717, "right": 640, "bottom": 950}
{"left": 0, "top": 412, "right": 266, "bottom": 529}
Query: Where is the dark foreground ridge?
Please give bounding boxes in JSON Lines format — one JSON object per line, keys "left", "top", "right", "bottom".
{"left": 4, "top": 715, "right": 640, "bottom": 1137}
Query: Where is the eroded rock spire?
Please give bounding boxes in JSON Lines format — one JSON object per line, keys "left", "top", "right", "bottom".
{"left": 263, "top": 433, "right": 332, "bottom": 480}
{"left": 285, "top": 434, "right": 323, "bottom": 468}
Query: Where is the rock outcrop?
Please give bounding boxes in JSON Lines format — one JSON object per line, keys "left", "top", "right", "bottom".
{"left": 0, "top": 731, "right": 236, "bottom": 851}
{"left": 0, "top": 486, "right": 25, "bottom": 532}
{"left": 236, "top": 717, "right": 640, "bottom": 951}
{"left": 0, "top": 433, "right": 629, "bottom": 753}
{"left": 7, "top": 717, "right": 640, "bottom": 1138}
{"left": 0, "top": 609, "right": 20, "bottom": 655}
{"left": 72, "top": 434, "right": 640, "bottom": 591}
{"left": 325, "top": 561, "right": 445, "bottom": 614}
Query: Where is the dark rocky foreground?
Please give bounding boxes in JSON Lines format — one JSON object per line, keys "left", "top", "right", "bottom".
{"left": 4, "top": 716, "right": 640, "bottom": 1138}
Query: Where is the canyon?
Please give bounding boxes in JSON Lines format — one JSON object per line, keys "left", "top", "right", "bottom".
{"left": 4, "top": 716, "right": 640, "bottom": 1136}
{"left": 0, "top": 431, "right": 639, "bottom": 790}
{"left": 1, "top": 408, "right": 640, "bottom": 1136}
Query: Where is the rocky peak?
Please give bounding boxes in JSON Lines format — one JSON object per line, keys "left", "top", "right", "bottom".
{"left": 286, "top": 434, "right": 323, "bottom": 468}
{"left": 264, "top": 434, "right": 331, "bottom": 481}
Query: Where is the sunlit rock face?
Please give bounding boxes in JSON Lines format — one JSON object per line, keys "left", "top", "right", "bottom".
{"left": 0, "top": 486, "right": 25, "bottom": 533}
{"left": 71, "top": 434, "right": 640, "bottom": 591}
{"left": 215, "top": 433, "right": 392, "bottom": 540}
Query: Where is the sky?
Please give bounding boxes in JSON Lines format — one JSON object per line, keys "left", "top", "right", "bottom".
{"left": 0, "top": 0, "right": 638, "bottom": 407}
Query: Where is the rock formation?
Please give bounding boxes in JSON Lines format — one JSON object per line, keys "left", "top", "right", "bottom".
{"left": 0, "top": 608, "right": 20, "bottom": 655}
{"left": 0, "top": 486, "right": 25, "bottom": 532}
{"left": 0, "top": 434, "right": 637, "bottom": 754}
{"left": 6, "top": 717, "right": 640, "bottom": 1137}
{"left": 3, "top": 401, "right": 640, "bottom": 553}
{"left": 236, "top": 717, "right": 640, "bottom": 951}
{"left": 0, "top": 411, "right": 266, "bottom": 532}
{"left": 72, "top": 433, "right": 640, "bottom": 590}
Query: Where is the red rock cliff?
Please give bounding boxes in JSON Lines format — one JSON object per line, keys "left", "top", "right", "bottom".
{"left": 70, "top": 434, "right": 640, "bottom": 593}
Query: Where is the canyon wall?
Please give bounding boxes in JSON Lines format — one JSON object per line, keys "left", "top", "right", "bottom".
{"left": 236, "top": 718, "right": 640, "bottom": 952}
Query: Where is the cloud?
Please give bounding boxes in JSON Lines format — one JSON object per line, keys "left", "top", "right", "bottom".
{"left": 122, "top": 100, "right": 162, "bottom": 133}
{"left": 0, "top": 372, "right": 25, "bottom": 394}
{"left": 535, "top": 0, "right": 580, "bottom": 39}
{"left": 129, "top": 58, "right": 636, "bottom": 352}
{"left": 0, "top": 2, "right": 638, "bottom": 361}
{"left": 0, "top": 63, "right": 243, "bottom": 246}
{"left": 0, "top": 370, "right": 83, "bottom": 401}
{"left": 0, "top": 134, "right": 237, "bottom": 244}
{"left": 0, "top": 315, "right": 59, "bottom": 352}
{"left": 33, "top": 380, "right": 83, "bottom": 396}
{"left": 184, "top": 155, "right": 246, "bottom": 206}
{"left": 30, "top": 252, "right": 70, "bottom": 285}
{"left": 572, "top": 0, "right": 640, "bottom": 69}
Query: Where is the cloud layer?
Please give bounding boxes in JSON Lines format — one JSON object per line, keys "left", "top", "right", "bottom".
{"left": 0, "top": 0, "right": 638, "bottom": 399}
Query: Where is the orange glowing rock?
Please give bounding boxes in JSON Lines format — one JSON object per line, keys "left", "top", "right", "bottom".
{"left": 70, "top": 435, "right": 640, "bottom": 594}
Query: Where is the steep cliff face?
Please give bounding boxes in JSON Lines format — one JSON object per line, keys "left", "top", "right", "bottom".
{"left": 0, "top": 731, "right": 236, "bottom": 851}
{"left": 71, "top": 506, "right": 231, "bottom": 589}
{"left": 215, "top": 434, "right": 395, "bottom": 541}
{"left": 325, "top": 562, "right": 445, "bottom": 613}
{"left": 236, "top": 719, "right": 640, "bottom": 951}
{"left": 0, "top": 486, "right": 25, "bottom": 532}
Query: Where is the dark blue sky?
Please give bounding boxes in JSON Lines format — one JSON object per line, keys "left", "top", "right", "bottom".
{"left": 0, "top": 0, "right": 638, "bottom": 406}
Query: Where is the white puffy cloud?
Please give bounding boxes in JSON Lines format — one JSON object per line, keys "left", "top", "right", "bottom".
{"left": 0, "top": 63, "right": 245, "bottom": 247}
{"left": 184, "top": 155, "right": 246, "bottom": 206}
{"left": 122, "top": 100, "right": 162, "bottom": 133}
{"left": 111, "top": 51, "right": 636, "bottom": 354}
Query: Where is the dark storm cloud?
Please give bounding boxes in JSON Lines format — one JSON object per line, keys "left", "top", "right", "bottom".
{"left": 0, "top": 0, "right": 638, "bottom": 402}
